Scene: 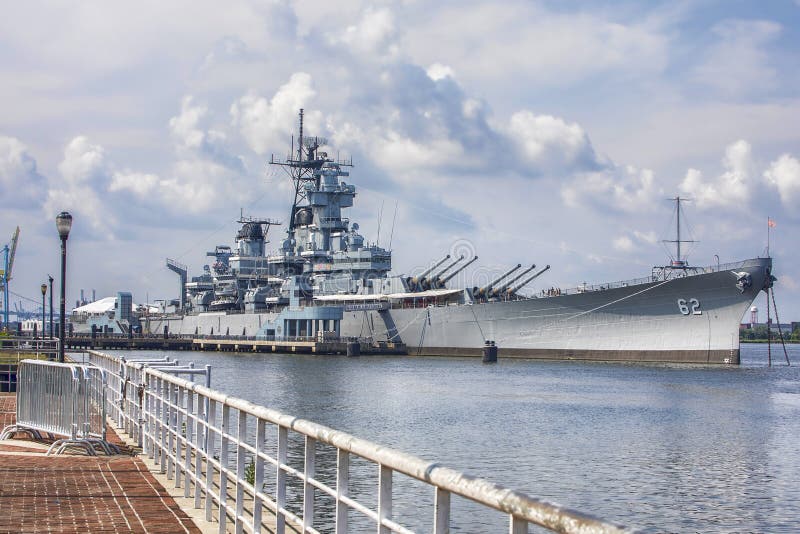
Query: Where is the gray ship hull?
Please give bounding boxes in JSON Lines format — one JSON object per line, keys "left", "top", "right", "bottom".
{"left": 341, "top": 258, "right": 770, "bottom": 364}
{"left": 145, "top": 258, "right": 770, "bottom": 364}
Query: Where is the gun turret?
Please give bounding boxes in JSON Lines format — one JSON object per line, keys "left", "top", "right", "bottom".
{"left": 410, "top": 254, "right": 450, "bottom": 291}
{"left": 435, "top": 256, "right": 479, "bottom": 288}
{"left": 490, "top": 264, "right": 536, "bottom": 297}
{"left": 508, "top": 265, "right": 551, "bottom": 294}
{"left": 476, "top": 264, "right": 522, "bottom": 297}
{"left": 422, "top": 255, "right": 464, "bottom": 289}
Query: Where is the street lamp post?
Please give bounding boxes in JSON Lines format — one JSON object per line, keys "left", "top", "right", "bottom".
{"left": 56, "top": 212, "right": 72, "bottom": 362}
{"left": 48, "top": 275, "right": 54, "bottom": 339}
{"left": 40, "top": 283, "right": 47, "bottom": 341}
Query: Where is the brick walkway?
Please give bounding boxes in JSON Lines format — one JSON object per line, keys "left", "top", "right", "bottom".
{"left": 0, "top": 393, "right": 201, "bottom": 533}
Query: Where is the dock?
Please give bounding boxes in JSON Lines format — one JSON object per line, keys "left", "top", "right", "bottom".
{"left": 0, "top": 393, "right": 206, "bottom": 533}
{"left": 64, "top": 334, "right": 407, "bottom": 355}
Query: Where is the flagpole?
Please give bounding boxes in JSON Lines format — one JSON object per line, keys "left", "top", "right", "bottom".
{"left": 767, "top": 217, "right": 770, "bottom": 257}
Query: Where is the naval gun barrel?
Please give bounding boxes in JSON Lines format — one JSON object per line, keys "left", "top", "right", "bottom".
{"left": 435, "top": 256, "right": 479, "bottom": 287}
{"left": 490, "top": 264, "right": 536, "bottom": 297}
{"left": 509, "top": 265, "right": 551, "bottom": 294}
{"left": 477, "top": 264, "right": 522, "bottom": 296}
{"left": 409, "top": 254, "right": 450, "bottom": 291}
{"left": 414, "top": 254, "right": 450, "bottom": 283}
{"left": 423, "top": 255, "right": 464, "bottom": 288}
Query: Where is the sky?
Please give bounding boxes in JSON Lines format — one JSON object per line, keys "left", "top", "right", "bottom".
{"left": 1, "top": 0, "right": 799, "bottom": 321}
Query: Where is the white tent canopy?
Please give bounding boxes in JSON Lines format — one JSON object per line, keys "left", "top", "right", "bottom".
{"left": 72, "top": 297, "right": 159, "bottom": 315}
{"left": 72, "top": 296, "right": 116, "bottom": 314}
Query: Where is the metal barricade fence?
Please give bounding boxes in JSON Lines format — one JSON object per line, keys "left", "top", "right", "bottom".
{"left": 87, "top": 349, "right": 630, "bottom": 534}
{"left": 0, "top": 359, "right": 115, "bottom": 456}
{"left": 80, "top": 366, "right": 116, "bottom": 455}
{"left": 8, "top": 360, "right": 81, "bottom": 441}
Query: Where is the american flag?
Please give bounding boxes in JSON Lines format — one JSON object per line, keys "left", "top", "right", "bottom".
{"left": 768, "top": 218, "right": 776, "bottom": 228}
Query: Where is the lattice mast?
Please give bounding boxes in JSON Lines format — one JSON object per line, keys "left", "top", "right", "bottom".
{"left": 269, "top": 109, "right": 351, "bottom": 233}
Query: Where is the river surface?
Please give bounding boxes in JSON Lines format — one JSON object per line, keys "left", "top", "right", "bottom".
{"left": 104, "top": 344, "right": 800, "bottom": 533}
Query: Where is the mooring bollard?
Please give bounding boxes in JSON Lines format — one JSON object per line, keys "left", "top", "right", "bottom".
{"left": 482, "top": 340, "right": 497, "bottom": 363}
{"left": 346, "top": 341, "right": 360, "bottom": 357}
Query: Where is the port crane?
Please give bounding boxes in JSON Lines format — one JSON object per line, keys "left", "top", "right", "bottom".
{"left": 1, "top": 227, "right": 20, "bottom": 330}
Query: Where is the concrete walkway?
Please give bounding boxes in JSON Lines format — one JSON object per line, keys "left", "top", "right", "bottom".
{"left": 0, "top": 393, "right": 202, "bottom": 533}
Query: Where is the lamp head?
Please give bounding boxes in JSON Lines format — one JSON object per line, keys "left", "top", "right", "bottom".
{"left": 41, "top": 283, "right": 47, "bottom": 296}
{"left": 56, "top": 211, "right": 73, "bottom": 239}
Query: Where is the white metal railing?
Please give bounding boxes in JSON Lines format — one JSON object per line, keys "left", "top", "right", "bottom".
{"left": 1, "top": 359, "right": 115, "bottom": 455}
{"left": 87, "top": 350, "right": 629, "bottom": 534}
{"left": 0, "top": 337, "right": 60, "bottom": 361}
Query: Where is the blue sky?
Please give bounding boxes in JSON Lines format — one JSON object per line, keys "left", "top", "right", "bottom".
{"left": 1, "top": 0, "right": 799, "bottom": 320}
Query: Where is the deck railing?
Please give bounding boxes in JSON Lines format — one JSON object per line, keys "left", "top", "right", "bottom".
{"left": 87, "top": 349, "right": 629, "bottom": 534}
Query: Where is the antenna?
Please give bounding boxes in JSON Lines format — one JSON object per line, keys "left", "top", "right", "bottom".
{"left": 663, "top": 196, "right": 696, "bottom": 267}
{"left": 388, "top": 200, "right": 399, "bottom": 250}
{"left": 298, "top": 108, "right": 304, "bottom": 162}
{"left": 376, "top": 200, "right": 384, "bottom": 246}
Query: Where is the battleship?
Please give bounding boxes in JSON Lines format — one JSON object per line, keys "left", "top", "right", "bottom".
{"left": 133, "top": 110, "right": 771, "bottom": 364}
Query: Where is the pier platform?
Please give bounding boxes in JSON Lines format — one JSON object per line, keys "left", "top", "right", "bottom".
{"left": 64, "top": 334, "right": 407, "bottom": 355}
{"left": 0, "top": 393, "right": 205, "bottom": 533}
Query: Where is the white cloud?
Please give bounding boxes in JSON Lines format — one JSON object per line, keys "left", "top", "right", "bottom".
{"left": 57, "top": 136, "right": 107, "bottom": 187}
{"left": 613, "top": 235, "right": 634, "bottom": 252}
{"left": 404, "top": 3, "right": 668, "bottom": 90}
{"left": 334, "top": 7, "right": 398, "bottom": 58}
{"left": 764, "top": 154, "right": 800, "bottom": 208}
{"left": 46, "top": 136, "right": 115, "bottom": 234}
{"left": 426, "top": 63, "right": 455, "bottom": 82}
{"left": 161, "top": 160, "right": 226, "bottom": 212}
{"left": 110, "top": 161, "right": 243, "bottom": 215}
{"left": 679, "top": 140, "right": 753, "bottom": 207}
{"left": 692, "top": 19, "right": 781, "bottom": 97}
{"left": 633, "top": 230, "right": 658, "bottom": 244}
{"left": 371, "top": 133, "right": 464, "bottom": 173}
{"left": 0, "top": 136, "right": 46, "bottom": 208}
{"left": 109, "top": 171, "right": 160, "bottom": 196}
{"left": 170, "top": 96, "right": 208, "bottom": 150}
{"left": 562, "top": 165, "right": 661, "bottom": 213}
{"left": 169, "top": 95, "right": 245, "bottom": 172}
{"left": 231, "top": 72, "right": 318, "bottom": 155}
{"left": 509, "top": 111, "right": 602, "bottom": 173}
{"left": 199, "top": 36, "right": 251, "bottom": 72}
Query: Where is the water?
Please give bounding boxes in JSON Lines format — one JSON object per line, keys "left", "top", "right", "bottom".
{"left": 105, "top": 344, "right": 800, "bottom": 532}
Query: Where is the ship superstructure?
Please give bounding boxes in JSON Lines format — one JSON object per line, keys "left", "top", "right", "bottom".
{"left": 180, "top": 110, "right": 400, "bottom": 318}
{"left": 137, "top": 110, "right": 772, "bottom": 363}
